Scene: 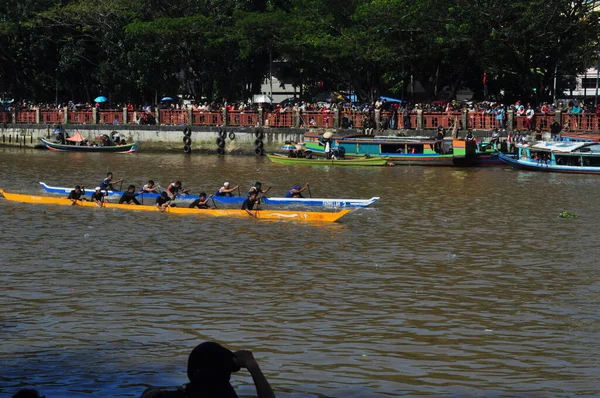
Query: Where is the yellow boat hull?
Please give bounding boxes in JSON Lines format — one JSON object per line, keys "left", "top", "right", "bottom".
{"left": 0, "top": 190, "right": 351, "bottom": 222}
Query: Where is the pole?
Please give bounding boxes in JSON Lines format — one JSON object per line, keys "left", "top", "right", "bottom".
{"left": 269, "top": 49, "right": 273, "bottom": 100}
{"left": 594, "top": 56, "right": 600, "bottom": 107}
{"left": 553, "top": 63, "right": 558, "bottom": 105}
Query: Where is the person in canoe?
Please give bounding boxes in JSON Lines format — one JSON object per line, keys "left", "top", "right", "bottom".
{"left": 248, "top": 181, "right": 271, "bottom": 197}
{"left": 285, "top": 183, "right": 309, "bottom": 198}
{"left": 242, "top": 191, "right": 261, "bottom": 217}
{"left": 67, "top": 185, "right": 86, "bottom": 204}
{"left": 189, "top": 192, "right": 211, "bottom": 209}
{"left": 119, "top": 185, "right": 141, "bottom": 205}
{"left": 99, "top": 171, "right": 123, "bottom": 192}
{"left": 155, "top": 191, "right": 172, "bottom": 212}
{"left": 166, "top": 181, "right": 190, "bottom": 200}
{"left": 91, "top": 186, "right": 106, "bottom": 207}
{"left": 141, "top": 180, "right": 160, "bottom": 194}
{"left": 215, "top": 182, "right": 238, "bottom": 197}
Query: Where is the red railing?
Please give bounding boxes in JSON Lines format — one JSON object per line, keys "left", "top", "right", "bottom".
{"left": 423, "top": 112, "right": 462, "bottom": 129}
{"left": 16, "top": 111, "right": 36, "bottom": 123}
{"left": 159, "top": 110, "right": 188, "bottom": 126}
{"left": 265, "top": 111, "right": 294, "bottom": 127}
{"left": 562, "top": 113, "right": 600, "bottom": 132}
{"left": 468, "top": 113, "right": 495, "bottom": 129}
{"left": 301, "top": 111, "right": 334, "bottom": 128}
{"left": 40, "top": 111, "right": 63, "bottom": 124}
{"left": 341, "top": 111, "right": 365, "bottom": 128}
{"left": 98, "top": 110, "right": 124, "bottom": 125}
{"left": 5, "top": 108, "right": 600, "bottom": 132}
{"left": 0, "top": 111, "right": 12, "bottom": 123}
{"left": 127, "top": 111, "right": 139, "bottom": 125}
{"left": 69, "top": 111, "right": 93, "bottom": 124}
{"left": 192, "top": 111, "right": 222, "bottom": 126}
{"left": 228, "top": 110, "right": 259, "bottom": 127}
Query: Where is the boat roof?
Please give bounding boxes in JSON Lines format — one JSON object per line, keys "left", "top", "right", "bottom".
{"left": 521, "top": 141, "right": 600, "bottom": 153}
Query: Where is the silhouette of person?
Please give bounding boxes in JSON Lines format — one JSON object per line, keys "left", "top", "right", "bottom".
{"left": 12, "top": 389, "right": 45, "bottom": 398}
{"left": 141, "top": 341, "right": 275, "bottom": 398}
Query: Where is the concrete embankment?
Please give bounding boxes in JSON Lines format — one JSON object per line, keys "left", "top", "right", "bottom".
{"left": 0, "top": 124, "right": 502, "bottom": 153}
{"left": 0, "top": 124, "right": 308, "bottom": 153}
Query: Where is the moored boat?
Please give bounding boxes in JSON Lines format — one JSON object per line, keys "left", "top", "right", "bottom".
{"left": 0, "top": 190, "right": 351, "bottom": 222}
{"left": 266, "top": 153, "right": 389, "bottom": 166}
{"left": 39, "top": 182, "right": 380, "bottom": 208}
{"left": 39, "top": 137, "right": 139, "bottom": 153}
{"left": 304, "top": 132, "right": 500, "bottom": 166}
{"left": 499, "top": 141, "right": 600, "bottom": 174}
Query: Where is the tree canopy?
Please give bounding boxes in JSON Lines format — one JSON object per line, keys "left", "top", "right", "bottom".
{"left": 0, "top": 0, "right": 598, "bottom": 104}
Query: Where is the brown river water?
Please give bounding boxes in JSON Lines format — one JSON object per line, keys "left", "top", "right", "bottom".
{"left": 0, "top": 148, "right": 599, "bottom": 397}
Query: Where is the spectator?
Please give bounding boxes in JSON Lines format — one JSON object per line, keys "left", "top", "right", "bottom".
{"left": 141, "top": 341, "right": 275, "bottom": 398}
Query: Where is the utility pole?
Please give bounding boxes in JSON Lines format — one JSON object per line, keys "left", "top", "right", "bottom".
{"left": 594, "top": 42, "right": 600, "bottom": 107}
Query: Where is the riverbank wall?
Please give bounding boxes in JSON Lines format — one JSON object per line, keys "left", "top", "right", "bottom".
{"left": 0, "top": 124, "right": 505, "bottom": 153}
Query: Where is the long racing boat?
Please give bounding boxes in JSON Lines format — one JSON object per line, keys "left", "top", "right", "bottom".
{"left": 39, "top": 182, "right": 380, "bottom": 208}
{"left": 0, "top": 190, "right": 351, "bottom": 222}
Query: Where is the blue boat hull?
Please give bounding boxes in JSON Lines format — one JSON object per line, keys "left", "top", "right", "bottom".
{"left": 39, "top": 182, "right": 379, "bottom": 207}
{"left": 499, "top": 152, "right": 600, "bottom": 174}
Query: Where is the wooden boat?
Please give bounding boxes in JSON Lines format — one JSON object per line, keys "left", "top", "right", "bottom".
{"left": 499, "top": 141, "right": 600, "bottom": 174}
{"left": 39, "top": 182, "right": 380, "bottom": 208}
{"left": 0, "top": 190, "right": 351, "bottom": 222}
{"left": 304, "top": 133, "right": 500, "bottom": 166}
{"left": 39, "top": 137, "right": 139, "bottom": 153}
{"left": 266, "top": 153, "right": 389, "bottom": 166}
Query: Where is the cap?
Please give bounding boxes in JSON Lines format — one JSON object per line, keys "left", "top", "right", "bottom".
{"left": 187, "top": 342, "right": 240, "bottom": 385}
{"left": 95, "top": 186, "right": 101, "bottom": 190}
{"left": 294, "top": 185, "right": 301, "bottom": 190}
{"left": 224, "top": 182, "right": 230, "bottom": 187}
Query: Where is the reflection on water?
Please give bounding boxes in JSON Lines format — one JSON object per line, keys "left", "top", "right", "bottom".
{"left": 1, "top": 148, "right": 599, "bottom": 397}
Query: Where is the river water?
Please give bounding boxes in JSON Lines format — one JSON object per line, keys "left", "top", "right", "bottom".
{"left": 0, "top": 148, "right": 599, "bottom": 398}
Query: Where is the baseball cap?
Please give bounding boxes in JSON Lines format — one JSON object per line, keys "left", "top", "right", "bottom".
{"left": 95, "top": 186, "right": 101, "bottom": 190}
{"left": 224, "top": 182, "right": 230, "bottom": 187}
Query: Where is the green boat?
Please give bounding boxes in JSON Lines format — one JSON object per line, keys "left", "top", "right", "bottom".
{"left": 266, "top": 153, "right": 389, "bottom": 166}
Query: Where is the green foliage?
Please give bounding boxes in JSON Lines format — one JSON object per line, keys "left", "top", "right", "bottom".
{"left": 0, "top": 0, "right": 597, "bottom": 104}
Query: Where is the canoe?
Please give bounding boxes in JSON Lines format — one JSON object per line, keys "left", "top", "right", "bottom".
{"left": 266, "top": 153, "right": 389, "bottom": 166}
{"left": 0, "top": 190, "right": 351, "bottom": 222}
{"left": 39, "top": 182, "right": 380, "bottom": 208}
{"left": 39, "top": 137, "right": 139, "bottom": 153}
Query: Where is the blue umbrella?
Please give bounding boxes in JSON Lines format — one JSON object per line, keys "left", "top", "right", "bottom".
{"left": 379, "top": 96, "right": 404, "bottom": 103}
{"left": 161, "top": 97, "right": 174, "bottom": 101}
{"left": 94, "top": 96, "right": 107, "bottom": 103}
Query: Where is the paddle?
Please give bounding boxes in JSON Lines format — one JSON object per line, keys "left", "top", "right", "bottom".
{"left": 307, "top": 183, "right": 312, "bottom": 198}
{"left": 211, "top": 195, "right": 217, "bottom": 209}
{"left": 237, "top": 186, "right": 241, "bottom": 197}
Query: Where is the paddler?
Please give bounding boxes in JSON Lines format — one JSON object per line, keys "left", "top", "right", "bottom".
{"left": 242, "top": 191, "right": 261, "bottom": 217}
{"left": 118, "top": 184, "right": 141, "bottom": 205}
{"left": 155, "top": 191, "right": 172, "bottom": 212}
{"left": 165, "top": 181, "right": 190, "bottom": 200}
{"left": 248, "top": 181, "right": 271, "bottom": 197}
{"left": 214, "top": 182, "right": 238, "bottom": 197}
{"left": 67, "top": 185, "right": 86, "bottom": 204}
{"left": 141, "top": 180, "right": 160, "bottom": 194}
{"left": 99, "top": 171, "right": 123, "bottom": 192}
{"left": 285, "top": 183, "right": 309, "bottom": 198}
{"left": 91, "top": 186, "right": 106, "bottom": 207}
{"left": 189, "top": 192, "right": 211, "bottom": 209}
